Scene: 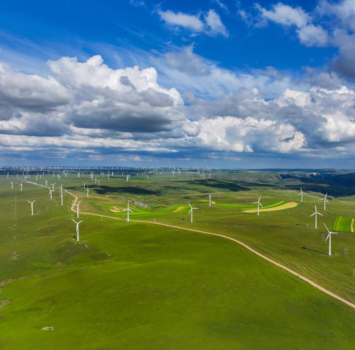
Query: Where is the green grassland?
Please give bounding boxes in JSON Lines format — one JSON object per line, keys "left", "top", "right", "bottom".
{"left": 1, "top": 170, "right": 355, "bottom": 349}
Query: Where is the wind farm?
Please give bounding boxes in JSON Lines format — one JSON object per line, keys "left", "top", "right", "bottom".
{"left": 1, "top": 168, "right": 355, "bottom": 349}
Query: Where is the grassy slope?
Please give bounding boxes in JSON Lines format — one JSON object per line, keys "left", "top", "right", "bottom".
{"left": 1, "top": 173, "right": 355, "bottom": 348}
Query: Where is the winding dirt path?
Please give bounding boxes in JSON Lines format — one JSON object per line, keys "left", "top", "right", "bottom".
{"left": 25, "top": 181, "right": 355, "bottom": 310}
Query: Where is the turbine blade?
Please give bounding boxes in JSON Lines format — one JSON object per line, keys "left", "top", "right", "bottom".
{"left": 323, "top": 223, "right": 330, "bottom": 233}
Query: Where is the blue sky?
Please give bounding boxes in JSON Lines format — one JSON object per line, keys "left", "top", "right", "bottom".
{"left": 0, "top": 0, "right": 355, "bottom": 167}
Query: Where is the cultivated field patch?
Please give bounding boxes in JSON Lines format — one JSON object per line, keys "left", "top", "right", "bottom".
{"left": 333, "top": 216, "right": 354, "bottom": 232}
{"left": 243, "top": 202, "right": 298, "bottom": 213}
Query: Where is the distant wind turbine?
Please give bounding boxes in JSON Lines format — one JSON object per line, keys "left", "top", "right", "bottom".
{"left": 324, "top": 223, "right": 338, "bottom": 256}
{"left": 10, "top": 182, "right": 14, "bottom": 189}
{"left": 253, "top": 196, "right": 263, "bottom": 216}
{"left": 319, "top": 193, "right": 329, "bottom": 211}
{"left": 123, "top": 201, "right": 133, "bottom": 222}
{"left": 209, "top": 194, "right": 212, "bottom": 207}
{"left": 310, "top": 204, "right": 322, "bottom": 229}
{"left": 188, "top": 202, "right": 198, "bottom": 223}
{"left": 76, "top": 201, "right": 81, "bottom": 218}
{"left": 299, "top": 188, "right": 304, "bottom": 203}
{"left": 27, "top": 200, "right": 36, "bottom": 215}
{"left": 49, "top": 189, "right": 53, "bottom": 200}
{"left": 60, "top": 194, "right": 63, "bottom": 206}
{"left": 72, "top": 219, "right": 83, "bottom": 241}
{"left": 19, "top": 182, "right": 23, "bottom": 191}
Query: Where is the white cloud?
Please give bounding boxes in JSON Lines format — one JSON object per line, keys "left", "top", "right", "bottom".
{"left": 255, "top": 2, "right": 330, "bottom": 47}
{"left": 297, "top": 24, "right": 329, "bottom": 47}
{"left": 204, "top": 10, "right": 229, "bottom": 37}
{"left": 257, "top": 3, "right": 310, "bottom": 28}
{"left": 158, "top": 9, "right": 228, "bottom": 37}
{"left": 158, "top": 10, "right": 204, "bottom": 32}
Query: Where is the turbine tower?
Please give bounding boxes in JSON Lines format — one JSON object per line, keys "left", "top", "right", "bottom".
{"left": 253, "top": 196, "right": 263, "bottom": 216}
{"left": 188, "top": 202, "right": 198, "bottom": 223}
{"left": 72, "top": 219, "right": 83, "bottom": 241}
{"left": 310, "top": 204, "right": 322, "bottom": 228}
{"left": 123, "top": 201, "right": 133, "bottom": 222}
{"left": 324, "top": 223, "right": 338, "bottom": 256}
{"left": 76, "top": 201, "right": 81, "bottom": 218}
{"left": 19, "top": 182, "right": 23, "bottom": 191}
{"left": 209, "top": 194, "right": 212, "bottom": 207}
{"left": 10, "top": 182, "right": 14, "bottom": 189}
{"left": 49, "top": 189, "right": 53, "bottom": 200}
{"left": 27, "top": 200, "right": 36, "bottom": 215}
{"left": 60, "top": 194, "right": 64, "bottom": 206}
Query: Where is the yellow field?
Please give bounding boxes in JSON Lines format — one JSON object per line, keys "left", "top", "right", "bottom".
{"left": 173, "top": 206, "right": 186, "bottom": 213}
{"left": 109, "top": 206, "right": 122, "bottom": 213}
{"left": 243, "top": 202, "right": 299, "bottom": 213}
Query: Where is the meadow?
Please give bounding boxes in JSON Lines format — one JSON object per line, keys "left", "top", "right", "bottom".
{"left": 1, "top": 169, "right": 355, "bottom": 349}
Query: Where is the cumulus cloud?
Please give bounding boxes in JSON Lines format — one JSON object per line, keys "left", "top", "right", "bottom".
{"left": 1, "top": 55, "right": 355, "bottom": 163}
{"left": 158, "top": 9, "right": 228, "bottom": 37}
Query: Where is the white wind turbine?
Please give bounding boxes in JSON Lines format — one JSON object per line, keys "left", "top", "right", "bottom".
{"left": 60, "top": 194, "right": 63, "bottom": 206}
{"left": 76, "top": 201, "right": 81, "bottom": 218}
{"left": 209, "top": 194, "right": 212, "bottom": 207}
{"left": 188, "top": 202, "right": 198, "bottom": 223}
{"left": 97, "top": 180, "right": 101, "bottom": 186}
{"left": 126, "top": 175, "right": 130, "bottom": 182}
{"left": 49, "top": 189, "right": 53, "bottom": 200}
{"left": 253, "top": 196, "right": 263, "bottom": 216}
{"left": 45, "top": 180, "right": 48, "bottom": 187}
{"left": 310, "top": 204, "right": 322, "bottom": 229}
{"left": 123, "top": 201, "right": 133, "bottom": 222}
{"left": 72, "top": 219, "right": 83, "bottom": 241}
{"left": 28, "top": 200, "right": 36, "bottom": 215}
{"left": 50, "top": 183, "right": 56, "bottom": 191}
{"left": 83, "top": 182, "right": 86, "bottom": 189}
{"left": 86, "top": 188, "right": 90, "bottom": 198}
{"left": 319, "top": 193, "right": 329, "bottom": 211}
{"left": 10, "top": 182, "right": 14, "bottom": 189}
{"left": 19, "top": 182, "right": 23, "bottom": 191}
{"left": 59, "top": 184, "right": 63, "bottom": 195}
{"left": 299, "top": 188, "right": 304, "bottom": 203}
{"left": 324, "top": 223, "right": 338, "bottom": 256}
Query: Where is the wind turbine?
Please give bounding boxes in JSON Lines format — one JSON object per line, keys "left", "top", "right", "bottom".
{"left": 253, "top": 196, "right": 263, "bottom": 216}
{"left": 60, "top": 194, "right": 63, "bottom": 206}
{"left": 50, "top": 183, "right": 56, "bottom": 191}
{"left": 76, "top": 201, "right": 81, "bottom": 218}
{"left": 45, "top": 180, "right": 48, "bottom": 187}
{"left": 188, "top": 202, "right": 198, "bottom": 223}
{"left": 209, "top": 194, "right": 212, "bottom": 207}
{"left": 10, "top": 182, "right": 14, "bottom": 189}
{"left": 319, "top": 193, "right": 329, "bottom": 211}
{"left": 83, "top": 182, "right": 86, "bottom": 189}
{"left": 86, "top": 188, "right": 90, "bottom": 198}
{"left": 49, "top": 189, "right": 53, "bottom": 200}
{"left": 123, "top": 201, "right": 133, "bottom": 222}
{"left": 310, "top": 204, "right": 322, "bottom": 229}
{"left": 72, "top": 219, "right": 83, "bottom": 241}
{"left": 324, "top": 223, "right": 338, "bottom": 256}
{"left": 299, "top": 188, "right": 304, "bottom": 203}
{"left": 19, "top": 182, "right": 23, "bottom": 191}
{"left": 27, "top": 200, "right": 36, "bottom": 215}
